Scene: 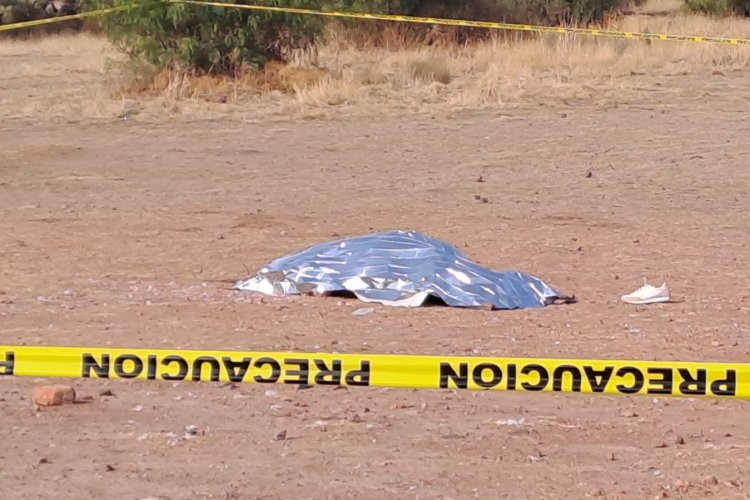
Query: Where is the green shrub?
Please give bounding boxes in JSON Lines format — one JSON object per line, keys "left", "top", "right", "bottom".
{"left": 91, "top": 0, "right": 326, "bottom": 75}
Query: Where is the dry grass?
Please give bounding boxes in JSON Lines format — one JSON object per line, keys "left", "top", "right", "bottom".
{"left": 1, "top": 7, "right": 749, "bottom": 122}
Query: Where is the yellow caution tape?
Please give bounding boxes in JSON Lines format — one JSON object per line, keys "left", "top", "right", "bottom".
{"left": 178, "top": 1, "right": 750, "bottom": 46}
{"left": 1, "top": 1, "right": 749, "bottom": 46}
{"left": 0, "top": 5, "right": 130, "bottom": 32}
{"left": 1, "top": 345, "right": 746, "bottom": 399}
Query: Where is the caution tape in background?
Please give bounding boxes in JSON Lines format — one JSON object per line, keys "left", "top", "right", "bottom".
{"left": 1, "top": 345, "right": 746, "bottom": 399}
{"left": 1, "top": 1, "right": 749, "bottom": 46}
{"left": 0, "top": 5, "right": 128, "bottom": 32}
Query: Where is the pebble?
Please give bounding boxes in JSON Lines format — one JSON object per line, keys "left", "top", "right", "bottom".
{"left": 673, "top": 479, "right": 690, "bottom": 492}
{"left": 274, "top": 430, "right": 287, "bottom": 441}
{"left": 31, "top": 385, "right": 76, "bottom": 406}
{"left": 352, "top": 307, "right": 374, "bottom": 316}
{"left": 701, "top": 475, "right": 718, "bottom": 486}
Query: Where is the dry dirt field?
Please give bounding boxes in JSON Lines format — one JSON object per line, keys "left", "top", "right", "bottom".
{"left": 2, "top": 10, "right": 750, "bottom": 499}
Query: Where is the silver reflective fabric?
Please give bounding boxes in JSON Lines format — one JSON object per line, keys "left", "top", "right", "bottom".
{"left": 234, "top": 230, "right": 573, "bottom": 310}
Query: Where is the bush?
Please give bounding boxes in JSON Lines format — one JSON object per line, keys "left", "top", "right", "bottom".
{"left": 91, "top": 0, "right": 326, "bottom": 75}
{"left": 332, "top": 0, "right": 630, "bottom": 25}
{"left": 683, "top": 0, "right": 750, "bottom": 15}
{"left": 326, "top": 0, "right": 631, "bottom": 47}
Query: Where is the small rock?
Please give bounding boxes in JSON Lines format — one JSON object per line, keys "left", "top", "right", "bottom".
{"left": 587, "top": 488, "right": 604, "bottom": 497}
{"left": 352, "top": 307, "right": 374, "bottom": 316}
{"left": 184, "top": 425, "right": 204, "bottom": 439}
{"left": 32, "top": 385, "right": 76, "bottom": 407}
{"left": 105, "top": 464, "right": 115, "bottom": 472}
{"left": 274, "top": 430, "right": 287, "bottom": 441}
{"left": 495, "top": 418, "right": 525, "bottom": 427}
{"left": 476, "top": 175, "right": 485, "bottom": 183}
{"left": 99, "top": 389, "right": 115, "bottom": 397}
{"left": 132, "top": 404, "right": 144, "bottom": 412}
{"left": 701, "top": 475, "right": 718, "bottom": 486}
{"left": 675, "top": 436, "right": 686, "bottom": 445}
{"left": 585, "top": 170, "right": 593, "bottom": 178}
{"left": 673, "top": 479, "right": 690, "bottom": 492}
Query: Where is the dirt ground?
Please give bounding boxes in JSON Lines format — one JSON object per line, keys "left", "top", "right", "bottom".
{"left": 2, "top": 61, "right": 750, "bottom": 498}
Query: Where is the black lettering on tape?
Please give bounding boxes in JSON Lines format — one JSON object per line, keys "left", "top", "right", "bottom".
{"left": 147, "top": 355, "right": 157, "bottom": 380}
{"left": 583, "top": 366, "right": 614, "bottom": 393}
{"left": 472, "top": 363, "right": 503, "bottom": 388}
{"left": 521, "top": 364, "right": 549, "bottom": 391}
{"left": 439, "top": 362, "right": 468, "bottom": 389}
{"left": 678, "top": 368, "right": 707, "bottom": 395}
{"left": 222, "top": 357, "right": 252, "bottom": 383}
{"left": 0, "top": 351, "right": 15, "bottom": 376}
{"left": 615, "top": 366, "right": 644, "bottom": 394}
{"left": 710, "top": 370, "right": 737, "bottom": 396}
{"left": 553, "top": 365, "right": 582, "bottom": 392}
{"left": 254, "top": 357, "right": 281, "bottom": 383}
{"left": 284, "top": 358, "right": 310, "bottom": 385}
{"left": 82, "top": 353, "right": 109, "bottom": 378}
{"left": 647, "top": 368, "right": 673, "bottom": 395}
{"left": 314, "top": 359, "right": 342, "bottom": 385}
{"left": 345, "top": 361, "right": 370, "bottom": 386}
{"left": 192, "top": 356, "right": 221, "bottom": 382}
{"left": 114, "top": 354, "right": 144, "bottom": 379}
{"left": 161, "top": 355, "right": 189, "bottom": 381}
{"left": 507, "top": 363, "right": 517, "bottom": 390}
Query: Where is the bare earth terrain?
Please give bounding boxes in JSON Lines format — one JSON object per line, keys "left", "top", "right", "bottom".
{"left": 2, "top": 26, "right": 750, "bottom": 500}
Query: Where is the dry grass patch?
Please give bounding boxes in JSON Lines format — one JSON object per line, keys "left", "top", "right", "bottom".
{"left": 1, "top": 6, "right": 749, "bottom": 121}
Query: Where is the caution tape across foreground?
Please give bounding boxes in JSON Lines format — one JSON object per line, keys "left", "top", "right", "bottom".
{"left": 0, "top": 345, "right": 746, "bottom": 400}
{"left": 1, "top": 1, "right": 749, "bottom": 46}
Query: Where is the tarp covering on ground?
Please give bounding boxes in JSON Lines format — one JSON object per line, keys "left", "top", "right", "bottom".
{"left": 234, "top": 230, "right": 574, "bottom": 310}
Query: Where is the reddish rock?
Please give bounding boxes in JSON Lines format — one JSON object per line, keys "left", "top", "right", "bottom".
{"left": 32, "top": 385, "right": 76, "bottom": 406}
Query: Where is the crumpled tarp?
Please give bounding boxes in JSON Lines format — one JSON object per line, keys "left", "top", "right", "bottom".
{"left": 234, "top": 230, "right": 574, "bottom": 310}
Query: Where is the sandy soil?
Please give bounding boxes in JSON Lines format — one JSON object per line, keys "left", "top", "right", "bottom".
{"left": 2, "top": 49, "right": 750, "bottom": 498}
